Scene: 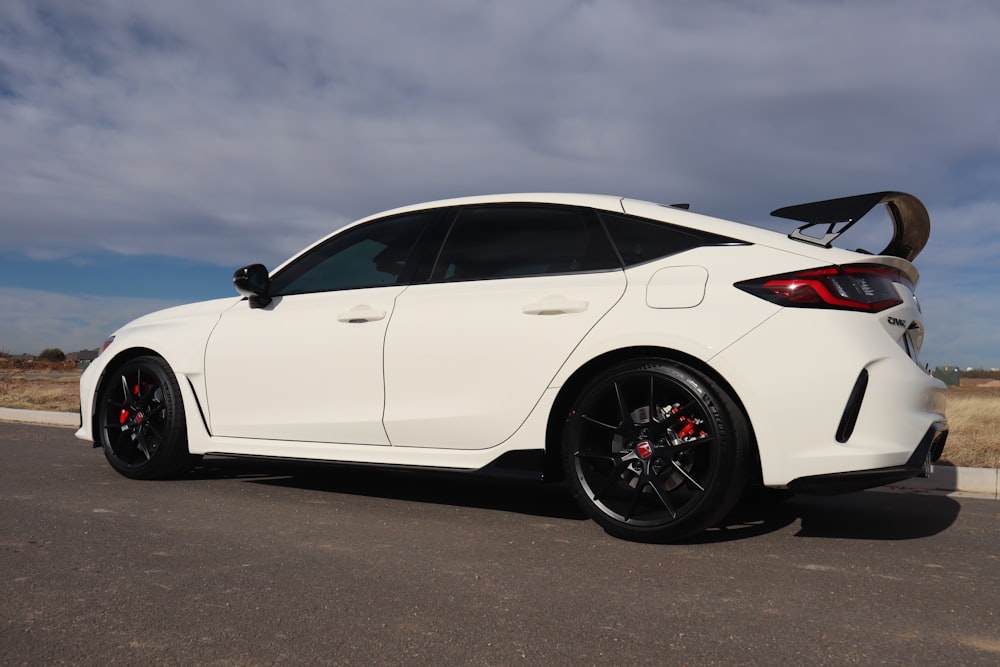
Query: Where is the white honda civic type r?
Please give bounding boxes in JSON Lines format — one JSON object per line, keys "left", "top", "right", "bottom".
{"left": 78, "top": 191, "right": 948, "bottom": 542}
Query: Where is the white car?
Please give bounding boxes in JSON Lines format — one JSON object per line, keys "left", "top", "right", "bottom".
{"left": 77, "top": 191, "right": 948, "bottom": 542}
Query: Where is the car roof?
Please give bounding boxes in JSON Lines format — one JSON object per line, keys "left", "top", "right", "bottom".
{"left": 355, "top": 193, "right": 870, "bottom": 261}
{"left": 276, "top": 193, "right": 888, "bottom": 276}
{"left": 353, "top": 193, "right": 629, "bottom": 222}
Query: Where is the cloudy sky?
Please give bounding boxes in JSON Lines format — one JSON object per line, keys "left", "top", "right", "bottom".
{"left": 1, "top": 0, "right": 998, "bottom": 367}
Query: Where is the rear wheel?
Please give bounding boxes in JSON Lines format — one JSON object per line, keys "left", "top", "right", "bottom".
{"left": 562, "top": 360, "right": 749, "bottom": 542}
{"left": 96, "top": 355, "right": 198, "bottom": 479}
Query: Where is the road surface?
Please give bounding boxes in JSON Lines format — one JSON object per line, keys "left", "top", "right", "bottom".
{"left": 1, "top": 422, "right": 998, "bottom": 665}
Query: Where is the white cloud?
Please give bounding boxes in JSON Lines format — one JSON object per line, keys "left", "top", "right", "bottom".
{"left": 0, "top": 288, "right": 184, "bottom": 356}
{"left": 0, "top": 0, "right": 997, "bottom": 364}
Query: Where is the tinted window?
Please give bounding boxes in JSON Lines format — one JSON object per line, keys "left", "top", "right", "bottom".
{"left": 270, "top": 211, "right": 433, "bottom": 295}
{"left": 600, "top": 212, "right": 708, "bottom": 266}
{"left": 433, "top": 205, "right": 619, "bottom": 281}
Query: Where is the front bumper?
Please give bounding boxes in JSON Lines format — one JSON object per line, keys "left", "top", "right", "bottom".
{"left": 75, "top": 357, "right": 103, "bottom": 444}
{"left": 787, "top": 420, "right": 948, "bottom": 494}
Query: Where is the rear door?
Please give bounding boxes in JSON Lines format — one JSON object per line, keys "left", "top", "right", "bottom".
{"left": 382, "top": 204, "right": 626, "bottom": 449}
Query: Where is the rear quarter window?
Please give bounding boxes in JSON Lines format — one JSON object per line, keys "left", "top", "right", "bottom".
{"left": 600, "top": 212, "right": 740, "bottom": 266}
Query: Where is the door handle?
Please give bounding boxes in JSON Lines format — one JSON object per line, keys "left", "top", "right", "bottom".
{"left": 522, "top": 297, "right": 589, "bottom": 316}
{"left": 337, "top": 306, "right": 386, "bottom": 323}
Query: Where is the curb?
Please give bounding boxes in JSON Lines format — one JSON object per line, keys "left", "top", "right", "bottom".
{"left": 1, "top": 408, "right": 996, "bottom": 499}
{"left": 0, "top": 407, "right": 80, "bottom": 428}
{"left": 888, "top": 465, "right": 999, "bottom": 500}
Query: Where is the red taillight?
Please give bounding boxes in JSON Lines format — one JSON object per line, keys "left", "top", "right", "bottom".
{"left": 736, "top": 265, "right": 906, "bottom": 312}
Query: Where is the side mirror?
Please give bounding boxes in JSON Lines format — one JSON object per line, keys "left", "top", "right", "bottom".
{"left": 233, "top": 264, "right": 272, "bottom": 309}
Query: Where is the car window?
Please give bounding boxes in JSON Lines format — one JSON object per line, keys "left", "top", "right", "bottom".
{"left": 599, "top": 212, "right": 709, "bottom": 266}
{"left": 270, "top": 211, "right": 433, "bottom": 295}
{"left": 432, "top": 205, "right": 619, "bottom": 282}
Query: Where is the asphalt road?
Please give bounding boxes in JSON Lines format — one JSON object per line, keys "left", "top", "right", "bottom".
{"left": 2, "top": 423, "right": 998, "bottom": 666}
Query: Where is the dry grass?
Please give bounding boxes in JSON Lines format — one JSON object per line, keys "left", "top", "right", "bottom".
{"left": 0, "top": 367, "right": 81, "bottom": 412}
{"left": 939, "top": 385, "right": 1000, "bottom": 469}
{"left": 1, "top": 361, "right": 997, "bottom": 468}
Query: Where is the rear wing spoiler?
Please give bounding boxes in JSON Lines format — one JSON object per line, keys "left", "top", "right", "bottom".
{"left": 771, "top": 191, "right": 929, "bottom": 262}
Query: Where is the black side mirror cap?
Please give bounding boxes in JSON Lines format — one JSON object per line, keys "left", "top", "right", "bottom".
{"left": 233, "top": 264, "right": 272, "bottom": 309}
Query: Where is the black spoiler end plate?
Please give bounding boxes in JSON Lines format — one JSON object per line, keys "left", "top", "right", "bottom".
{"left": 771, "top": 191, "right": 929, "bottom": 262}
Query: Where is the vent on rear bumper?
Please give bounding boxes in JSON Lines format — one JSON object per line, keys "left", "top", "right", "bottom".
{"left": 836, "top": 369, "right": 869, "bottom": 443}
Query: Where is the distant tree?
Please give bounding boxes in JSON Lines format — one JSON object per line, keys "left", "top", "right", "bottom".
{"left": 963, "top": 368, "right": 1000, "bottom": 380}
{"left": 38, "top": 348, "right": 66, "bottom": 362}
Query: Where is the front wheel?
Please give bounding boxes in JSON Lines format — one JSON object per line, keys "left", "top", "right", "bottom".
{"left": 562, "top": 360, "right": 750, "bottom": 542}
{"left": 96, "top": 355, "right": 198, "bottom": 479}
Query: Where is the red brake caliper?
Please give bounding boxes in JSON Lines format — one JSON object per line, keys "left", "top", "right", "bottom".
{"left": 675, "top": 416, "right": 707, "bottom": 440}
{"left": 668, "top": 404, "right": 707, "bottom": 441}
{"left": 119, "top": 384, "right": 142, "bottom": 424}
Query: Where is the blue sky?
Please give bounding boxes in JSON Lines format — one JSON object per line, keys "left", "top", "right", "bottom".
{"left": 1, "top": 0, "right": 998, "bottom": 368}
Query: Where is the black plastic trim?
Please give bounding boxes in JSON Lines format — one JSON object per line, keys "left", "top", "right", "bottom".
{"left": 186, "top": 377, "right": 212, "bottom": 436}
{"left": 195, "top": 450, "right": 545, "bottom": 482}
{"left": 787, "top": 420, "right": 948, "bottom": 494}
{"left": 475, "top": 449, "right": 545, "bottom": 481}
{"left": 836, "top": 369, "right": 869, "bottom": 443}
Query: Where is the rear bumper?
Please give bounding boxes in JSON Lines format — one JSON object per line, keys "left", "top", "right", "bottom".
{"left": 787, "top": 420, "right": 948, "bottom": 494}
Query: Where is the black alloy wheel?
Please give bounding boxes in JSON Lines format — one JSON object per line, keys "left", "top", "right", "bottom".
{"left": 563, "top": 360, "right": 749, "bottom": 542}
{"left": 96, "top": 355, "right": 197, "bottom": 479}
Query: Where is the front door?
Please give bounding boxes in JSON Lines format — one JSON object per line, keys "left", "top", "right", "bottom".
{"left": 203, "top": 210, "right": 435, "bottom": 444}
{"left": 205, "top": 287, "right": 404, "bottom": 444}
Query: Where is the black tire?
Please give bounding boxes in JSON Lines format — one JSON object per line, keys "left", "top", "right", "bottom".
{"left": 562, "top": 360, "right": 750, "bottom": 542}
{"left": 96, "top": 355, "right": 198, "bottom": 479}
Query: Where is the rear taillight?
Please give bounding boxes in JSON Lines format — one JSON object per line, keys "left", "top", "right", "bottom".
{"left": 736, "top": 265, "right": 907, "bottom": 312}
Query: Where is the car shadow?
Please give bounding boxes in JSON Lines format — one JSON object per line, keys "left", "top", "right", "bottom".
{"left": 188, "top": 456, "right": 587, "bottom": 521}
{"left": 691, "top": 490, "right": 962, "bottom": 543}
{"left": 187, "top": 457, "right": 963, "bottom": 541}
